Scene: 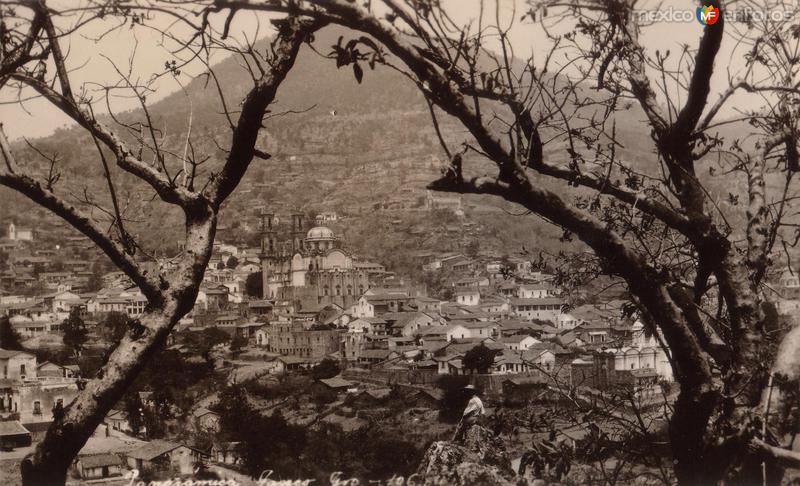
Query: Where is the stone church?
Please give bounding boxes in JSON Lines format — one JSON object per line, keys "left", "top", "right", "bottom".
{"left": 260, "top": 213, "right": 369, "bottom": 309}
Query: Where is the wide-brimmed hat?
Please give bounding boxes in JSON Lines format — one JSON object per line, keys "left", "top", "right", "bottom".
{"left": 463, "top": 385, "right": 478, "bottom": 392}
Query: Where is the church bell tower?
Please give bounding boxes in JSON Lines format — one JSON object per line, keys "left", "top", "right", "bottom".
{"left": 291, "top": 213, "right": 305, "bottom": 253}
{"left": 260, "top": 212, "right": 277, "bottom": 299}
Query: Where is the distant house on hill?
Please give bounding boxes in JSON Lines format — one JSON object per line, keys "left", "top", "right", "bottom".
{"left": 523, "top": 344, "right": 559, "bottom": 372}
{"left": 357, "top": 349, "right": 392, "bottom": 368}
{"left": 502, "top": 376, "right": 547, "bottom": 405}
{"left": 274, "top": 356, "right": 313, "bottom": 373}
{"left": 192, "top": 408, "right": 221, "bottom": 433}
{"left": 500, "top": 334, "right": 540, "bottom": 351}
{"left": 125, "top": 440, "right": 206, "bottom": 476}
{"left": 417, "top": 324, "right": 470, "bottom": 343}
{"left": 382, "top": 311, "right": 439, "bottom": 337}
{"left": 103, "top": 410, "right": 131, "bottom": 433}
{"left": 76, "top": 453, "right": 124, "bottom": 480}
{"left": 353, "top": 292, "right": 411, "bottom": 318}
{"left": 517, "top": 283, "right": 556, "bottom": 299}
{"left": 36, "top": 361, "right": 80, "bottom": 379}
{"left": 247, "top": 299, "right": 273, "bottom": 317}
{"left": 455, "top": 289, "right": 481, "bottom": 306}
{"left": 350, "top": 388, "right": 391, "bottom": 407}
{"left": 315, "top": 211, "right": 338, "bottom": 222}
{"left": 411, "top": 388, "right": 444, "bottom": 409}
{"left": 415, "top": 296, "right": 442, "bottom": 313}
{"left": 7, "top": 222, "right": 34, "bottom": 241}
{"left": 314, "top": 376, "right": 354, "bottom": 393}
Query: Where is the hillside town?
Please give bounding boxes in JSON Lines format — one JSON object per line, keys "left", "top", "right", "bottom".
{"left": 2, "top": 212, "right": 799, "bottom": 483}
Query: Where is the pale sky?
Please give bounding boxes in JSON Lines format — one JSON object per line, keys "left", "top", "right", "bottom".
{"left": 0, "top": 0, "right": 783, "bottom": 140}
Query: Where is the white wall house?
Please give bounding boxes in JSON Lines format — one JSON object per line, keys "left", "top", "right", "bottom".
{"left": 455, "top": 290, "right": 480, "bottom": 306}
{"left": 556, "top": 312, "right": 580, "bottom": 330}
{"left": 510, "top": 297, "right": 563, "bottom": 323}
{"left": 523, "top": 348, "right": 556, "bottom": 372}
{"left": 500, "top": 334, "right": 540, "bottom": 351}
{"left": 353, "top": 296, "right": 376, "bottom": 318}
{"left": 517, "top": 284, "right": 554, "bottom": 299}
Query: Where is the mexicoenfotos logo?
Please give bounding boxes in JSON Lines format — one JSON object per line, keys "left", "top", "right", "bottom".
{"left": 696, "top": 4, "right": 720, "bottom": 25}
{"left": 634, "top": 5, "right": 795, "bottom": 24}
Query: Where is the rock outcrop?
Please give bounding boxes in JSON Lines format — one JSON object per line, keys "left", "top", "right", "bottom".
{"left": 415, "top": 425, "right": 516, "bottom": 485}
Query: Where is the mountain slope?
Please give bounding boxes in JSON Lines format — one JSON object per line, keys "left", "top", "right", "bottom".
{"left": 2, "top": 25, "right": 779, "bottom": 274}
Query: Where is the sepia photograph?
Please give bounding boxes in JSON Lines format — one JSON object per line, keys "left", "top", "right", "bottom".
{"left": 0, "top": 0, "right": 799, "bottom": 484}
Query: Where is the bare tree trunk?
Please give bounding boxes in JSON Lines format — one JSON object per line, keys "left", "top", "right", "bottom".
{"left": 0, "top": 9, "right": 321, "bottom": 481}
{"left": 20, "top": 300, "right": 192, "bottom": 486}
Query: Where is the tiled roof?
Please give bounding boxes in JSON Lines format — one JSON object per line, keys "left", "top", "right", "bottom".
{"left": 510, "top": 297, "right": 565, "bottom": 306}
{"left": 79, "top": 453, "right": 122, "bottom": 468}
{"left": 504, "top": 376, "right": 547, "bottom": 386}
{"left": 0, "top": 348, "right": 33, "bottom": 359}
{"left": 500, "top": 334, "right": 534, "bottom": 343}
{"left": 359, "top": 349, "right": 392, "bottom": 360}
{"left": 415, "top": 388, "right": 444, "bottom": 401}
{"left": 318, "top": 376, "right": 353, "bottom": 388}
{"left": 417, "top": 326, "right": 449, "bottom": 335}
{"left": 126, "top": 440, "right": 184, "bottom": 461}
{"left": 0, "top": 420, "right": 30, "bottom": 437}
{"left": 248, "top": 300, "right": 273, "bottom": 307}
{"left": 361, "top": 388, "right": 391, "bottom": 399}
{"left": 363, "top": 293, "right": 409, "bottom": 302}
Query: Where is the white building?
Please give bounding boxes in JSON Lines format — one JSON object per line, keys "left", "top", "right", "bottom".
{"left": 500, "top": 334, "right": 540, "bottom": 351}
{"left": 455, "top": 289, "right": 480, "bottom": 306}
{"left": 517, "top": 284, "right": 555, "bottom": 299}
{"left": 417, "top": 324, "right": 471, "bottom": 342}
{"left": 510, "top": 297, "right": 564, "bottom": 323}
{"left": 7, "top": 223, "right": 33, "bottom": 241}
{"left": 607, "top": 321, "right": 673, "bottom": 382}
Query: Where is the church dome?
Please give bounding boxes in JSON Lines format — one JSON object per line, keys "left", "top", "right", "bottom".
{"left": 306, "top": 226, "right": 335, "bottom": 240}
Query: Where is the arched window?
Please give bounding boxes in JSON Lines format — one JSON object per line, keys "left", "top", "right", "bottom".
{"left": 323, "top": 285, "right": 329, "bottom": 296}
{"left": 336, "top": 285, "right": 341, "bottom": 296}
{"left": 347, "top": 285, "right": 353, "bottom": 295}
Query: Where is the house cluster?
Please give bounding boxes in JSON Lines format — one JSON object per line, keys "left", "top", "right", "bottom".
{"left": 227, "top": 268, "right": 674, "bottom": 397}
{"left": 70, "top": 437, "right": 209, "bottom": 481}
{"left": 0, "top": 349, "right": 81, "bottom": 449}
{"left": 0, "top": 219, "right": 265, "bottom": 340}
{"left": 0, "top": 222, "right": 100, "bottom": 293}
{"left": 338, "top": 290, "right": 674, "bottom": 388}
{"left": 149, "top": 227, "right": 683, "bottom": 397}
{"left": 63, "top": 400, "right": 235, "bottom": 481}
{"left": 0, "top": 287, "right": 151, "bottom": 339}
